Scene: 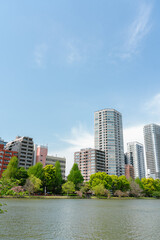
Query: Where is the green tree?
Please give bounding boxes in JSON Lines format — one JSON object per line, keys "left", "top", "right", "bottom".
{"left": 2, "top": 156, "right": 18, "bottom": 179}
{"left": 89, "top": 172, "right": 112, "bottom": 190}
{"left": 0, "top": 177, "right": 19, "bottom": 196}
{"left": 67, "top": 163, "right": 83, "bottom": 189}
{"left": 24, "top": 175, "right": 41, "bottom": 195}
{"left": 92, "top": 183, "right": 109, "bottom": 197}
{"left": 62, "top": 181, "right": 75, "bottom": 196}
{"left": 55, "top": 161, "right": 63, "bottom": 193}
{"left": 43, "top": 165, "right": 56, "bottom": 193}
{"left": 28, "top": 162, "right": 44, "bottom": 180}
{"left": 118, "top": 176, "right": 130, "bottom": 192}
{"left": 141, "top": 178, "right": 156, "bottom": 196}
{"left": 15, "top": 167, "right": 28, "bottom": 186}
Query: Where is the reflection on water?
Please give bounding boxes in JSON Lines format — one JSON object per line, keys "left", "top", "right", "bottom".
{"left": 0, "top": 199, "right": 160, "bottom": 240}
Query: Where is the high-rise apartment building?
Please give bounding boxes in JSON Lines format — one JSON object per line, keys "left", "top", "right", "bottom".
{"left": 5, "top": 136, "right": 34, "bottom": 169}
{"left": 126, "top": 142, "right": 145, "bottom": 179}
{"left": 46, "top": 155, "right": 66, "bottom": 179}
{"left": 94, "top": 109, "right": 124, "bottom": 176}
{"left": 144, "top": 124, "right": 160, "bottom": 179}
{"left": 74, "top": 148, "right": 105, "bottom": 182}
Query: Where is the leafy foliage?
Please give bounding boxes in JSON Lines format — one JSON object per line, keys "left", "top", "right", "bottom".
{"left": 62, "top": 181, "right": 75, "bottom": 195}
{"left": 43, "top": 165, "right": 56, "bottom": 192}
{"left": 28, "top": 163, "right": 44, "bottom": 180}
{"left": 24, "top": 175, "right": 41, "bottom": 195}
{"left": 15, "top": 167, "right": 28, "bottom": 186}
{"left": 67, "top": 163, "right": 83, "bottom": 189}
{"left": 89, "top": 172, "right": 112, "bottom": 190}
{"left": 55, "top": 161, "right": 63, "bottom": 193}
{"left": 92, "top": 183, "right": 110, "bottom": 197}
{"left": 2, "top": 156, "right": 18, "bottom": 179}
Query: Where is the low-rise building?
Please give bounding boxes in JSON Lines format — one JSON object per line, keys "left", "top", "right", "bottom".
{"left": 0, "top": 144, "right": 18, "bottom": 177}
{"left": 34, "top": 145, "right": 48, "bottom": 167}
{"left": 125, "top": 164, "right": 134, "bottom": 180}
{"left": 46, "top": 155, "right": 66, "bottom": 179}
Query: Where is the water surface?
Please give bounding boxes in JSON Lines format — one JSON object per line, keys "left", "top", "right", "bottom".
{"left": 0, "top": 199, "right": 160, "bottom": 240}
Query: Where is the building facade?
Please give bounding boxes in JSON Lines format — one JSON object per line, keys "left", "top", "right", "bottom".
{"left": 74, "top": 148, "right": 105, "bottom": 182}
{"left": 5, "top": 136, "right": 34, "bottom": 169}
{"left": 34, "top": 145, "right": 48, "bottom": 167}
{"left": 126, "top": 142, "right": 145, "bottom": 179}
{"left": 125, "top": 164, "right": 134, "bottom": 179}
{"left": 0, "top": 144, "right": 18, "bottom": 177}
{"left": 46, "top": 155, "right": 66, "bottom": 179}
{"left": 144, "top": 124, "right": 160, "bottom": 179}
{"left": 94, "top": 108, "right": 124, "bottom": 176}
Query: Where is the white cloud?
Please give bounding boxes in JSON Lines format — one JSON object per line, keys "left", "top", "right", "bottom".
{"left": 34, "top": 44, "right": 48, "bottom": 67}
{"left": 123, "top": 124, "right": 144, "bottom": 152}
{"left": 145, "top": 93, "right": 160, "bottom": 116}
{"left": 67, "top": 41, "right": 82, "bottom": 64}
{"left": 49, "top": 124, "right": 94, "bottom": 175}
{"left": 109, "top": 2, "right": 153, "bottom": 61}
{"left": 122, "top": 2, "right": 152, "bottom": 59}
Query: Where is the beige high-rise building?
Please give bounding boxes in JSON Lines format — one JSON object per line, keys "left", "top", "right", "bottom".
{"left": 74, "top": 148, "right": 105, "bottom": 182}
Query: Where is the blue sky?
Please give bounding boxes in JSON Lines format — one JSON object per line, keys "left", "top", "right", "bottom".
{"left": 0, "top": 0, "right": 160, "bottom": 173}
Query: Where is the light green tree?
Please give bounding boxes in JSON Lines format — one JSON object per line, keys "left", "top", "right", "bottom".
{"left": 62, "top": 181, "right": 75, "bottom": 196}
{"left": 28, "top": 162, "right": 44, "bottom": 180}
{"left": 92, "top": 183, "right": 109, "bottom": 197}
{"left": 2, "top": 156, "right": 18, "bottom": 179}
{"left": 43, "top": 165, "right": 56, "bottom": 193}
{"left": 24, "top": 175, "right": 41, "bottom": 195}
{"left": 89, "top": 172, "right": 112, "bottom": 190}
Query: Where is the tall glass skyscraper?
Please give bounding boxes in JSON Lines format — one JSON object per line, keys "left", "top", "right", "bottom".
{"left": 144, "top": 124, "right": 160, "bottom": 179}
{"left": 94, "top": 109, "right": 124, "bottom": 176}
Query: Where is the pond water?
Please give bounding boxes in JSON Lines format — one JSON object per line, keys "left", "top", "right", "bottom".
{"left": 0, "top": 199, "right": 160, "bottom": 240}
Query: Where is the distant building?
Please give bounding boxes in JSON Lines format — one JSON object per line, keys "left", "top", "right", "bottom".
{"left": 74, "top": 148, "right": 105, "bottom": 182}
{"left": 46, "top": 155, "right": 66, "bottom": 179}
{"left": 5, "top": 136, "right": 34, "bottom": 169}
{"left": 144, "top": 124, "right": 160, "bottom": 179}
{"left": 94, "top": 108, "right": 125, "bottom": 176}
{"left": 0, "top": 138, "right": 7, "bottom": 147}
{"left": 126, "top": 142, "right": 145, "bottom": 179}
{"left": 125, "top": 164, "right": 134, "bottom": 180}
{"left": 34, "top": 145, "right": 48, "bottom": 167}
{"left": 0, "top": 144, "right": 18, "bottom": 177}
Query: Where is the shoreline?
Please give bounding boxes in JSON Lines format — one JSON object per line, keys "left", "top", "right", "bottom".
{"left": 0, "top": 195, "right": 156, "bottom": 200}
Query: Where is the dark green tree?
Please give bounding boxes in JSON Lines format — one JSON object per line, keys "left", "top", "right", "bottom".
{"left": 28, "top": 162, "right": 44, "bottom": 180}
{"left": 15, "top": 167, "right": 28, "bottom": 186}
{"left": 67, "top": 163, "right": 83, "bottom": 189}
{"left": 2, "top": 156, "right": 18, "bottom": 179}
{"left": 55, "top": 161, "right": 63, "bottom": 193}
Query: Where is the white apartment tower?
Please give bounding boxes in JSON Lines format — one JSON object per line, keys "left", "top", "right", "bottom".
{"left": 5, "top": 136, "right": 34, "bottom": 169}
{"left": 127, "top": 142, "right": 145, "bottom": 179}
{"left": 94, "top": 109, "right": 124, "bottom": 176}
{"left": 144, "top": 124, "right": 160, "bottom": 179}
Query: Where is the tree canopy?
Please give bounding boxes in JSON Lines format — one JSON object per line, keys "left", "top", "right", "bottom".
{"left": 67, "top": 163, "right": 83, "bottom": 189}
